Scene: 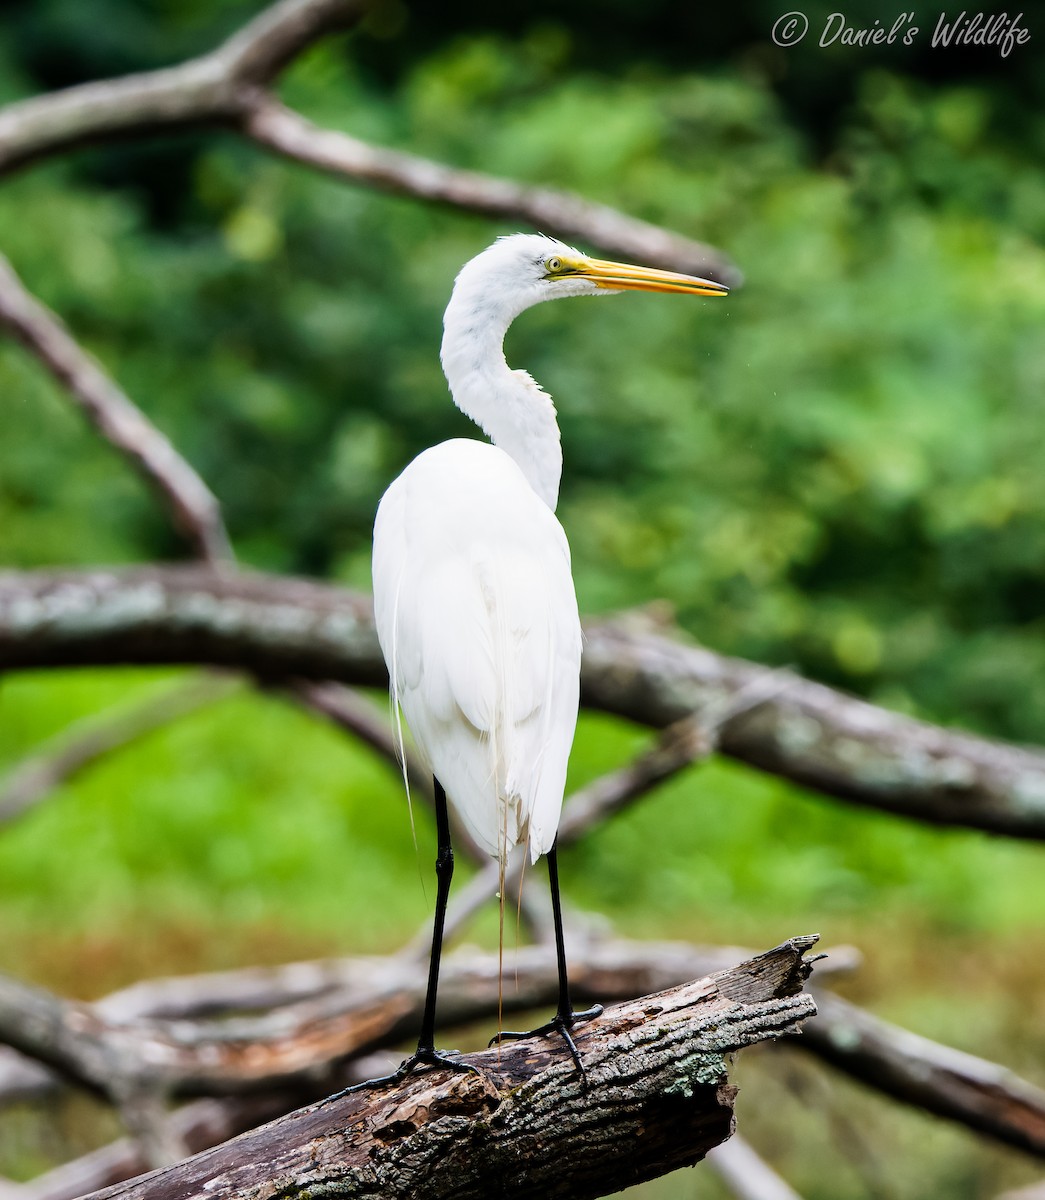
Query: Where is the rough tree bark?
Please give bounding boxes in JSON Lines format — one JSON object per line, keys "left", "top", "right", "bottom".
{"left": 81, "top": 939, "right": 819, "bottom": 1200}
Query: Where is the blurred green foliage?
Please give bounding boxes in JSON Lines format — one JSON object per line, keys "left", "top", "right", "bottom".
{"left": 2, "top": 20, "right": 1043, "bottom": 736}
{"left": 0, "top": 4, "right": 1043, "bottom": 1196}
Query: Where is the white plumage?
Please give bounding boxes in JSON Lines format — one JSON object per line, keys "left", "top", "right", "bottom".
{"left": 373, "top": 437, "right": 580, "bottom": 863}
{"left": 343, "top": 233, "right": 726, "bottom": 1090}
{"left": 372, "top": 233, "right": 727, "bottom": 875}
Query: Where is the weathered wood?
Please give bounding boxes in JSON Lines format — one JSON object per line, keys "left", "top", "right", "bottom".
{"left": 81, "top": 939, "right": 819, "bottom": 1200}
{"left": 0, "top": 939, "right": 856, "bottom": 1113}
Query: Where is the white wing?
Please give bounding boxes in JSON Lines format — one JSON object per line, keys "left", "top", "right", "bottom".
{"left": 372, "top": 439, "right": 581, "bottom": 864}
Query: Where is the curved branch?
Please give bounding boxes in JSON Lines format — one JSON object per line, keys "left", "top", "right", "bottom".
{"left": 0, "top": 0, "right": 366, "bottom": 174}
{"left": 0, "top": 255, "right": 233, "bottom": 563}
{"left": 242, "top": 98, "right": 739, "bottom": 283}
{"left": 0, "top": 566, "right": 381, "bottom": 680}
{"left": 1, "top": 565, "right": 1043, "bottom": 839}
{"left": 0, "top": 940, "right": 799, "bottom": 1102}
{"left": 7, "top": 934, "right": 1045, "bottom": 1166}
{"left": 0, "top": 1, "right": 737, "bottom": 284}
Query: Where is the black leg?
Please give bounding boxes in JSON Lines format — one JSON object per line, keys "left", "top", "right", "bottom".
{"left": 490, "top": 840, "right": 603, "bottom": 1077}
{"left": 316, "top": 778, "right": 479, "bottom": 1105}
{"left": 417, "top": 776, "right": 456, "bottom": 1054}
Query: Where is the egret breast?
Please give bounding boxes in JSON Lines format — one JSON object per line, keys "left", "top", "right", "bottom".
{"left": 372, "top": 439, "right": 582, "bottom": 862}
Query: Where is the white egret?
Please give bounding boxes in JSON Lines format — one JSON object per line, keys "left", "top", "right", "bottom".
{"left": 356, "top": 233, "right": 727, "bottom": 1091}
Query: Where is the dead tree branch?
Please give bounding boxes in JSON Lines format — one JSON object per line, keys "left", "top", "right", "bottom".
{"left": 0, "top": 2, "right": 737, "bottom": 283}
{"left": 0, "top": 675, "right": 239, "bottom": 826}
{"left": 0, "top": 254, "right": 232, "bottom": 563}
{"left": 2, "top": 565, "right": 1043, "bottom": 839}
{"left": 0, "top": 0, "right": 366, "bottom": 174}
{"left": 707, "top": 1135, "right": 804, "bottom": 1200}
{"left": 13, "top": 934, "right": 1045, "bottom": 1168}
{"left": 12, "top": 934, "right": 1045, "bottom": 1176}
{"left": 77, "top": 939, "right": 818, "bottom": 1200}
{"left": 15, "top": 1096, "right": 296, "bottom": 1200}
{"left": 242, "top": 97, "right": 739, "bottom": 283}
{"left": 0, "top": 941, "right": 777, "bottom": 1103}
{"left": 0, "top": 938, "right": 853, "bottom": 1113}
{"left": 799, "top": 991, "right": 1045, "bottom": 1159}
{"left": 581, "top": 618, "right": 1045, "bottom": 841}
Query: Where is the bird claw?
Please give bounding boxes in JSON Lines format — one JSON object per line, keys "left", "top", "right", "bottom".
{"left": 315, "top": 1047, "right": 482, "bottom": 1107}
{"left": 490, "top": 1003, "right": 604, "bottom": 1082}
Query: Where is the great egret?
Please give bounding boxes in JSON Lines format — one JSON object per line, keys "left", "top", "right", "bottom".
{"left": 358, "top": 234, "right": 727, "bottom": 1091}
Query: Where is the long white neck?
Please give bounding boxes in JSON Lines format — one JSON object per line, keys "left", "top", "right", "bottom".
{"left": 440, "top": 291, "right": 563, "bottom": 511}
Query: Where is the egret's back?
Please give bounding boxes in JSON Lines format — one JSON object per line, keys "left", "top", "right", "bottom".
{"left": 372, "top": 438, "right": 581, "bottom": 864}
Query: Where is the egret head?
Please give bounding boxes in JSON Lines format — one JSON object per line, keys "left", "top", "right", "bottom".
{"left": 441, "top": 234, "right": 728, "bottom": 509}
{"left": 449, "top": 233, "right": 729, "bottom": 324}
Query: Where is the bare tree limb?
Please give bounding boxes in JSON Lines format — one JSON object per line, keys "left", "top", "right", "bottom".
{"left": 0, "top": 1052, "right": 52, "bottom": 1105}
{"left": 14, "top": 930, "right": 1045, "bottom": 1175}
{"left": 0, "top": 255, "right": 233, "bottom": 563}
{"left": 77, "top": 939, "right": 818, "bottom": 1200}
{"left": 0, "top": 567, "right": 382, "bottom": 683}
{"left": 427, "top": 700, "right": 750, "bottom": 954}
{"left": 580, "top": 618, "right": 1045, "bottom": 840}
{"left": 2, "top": 565, "right": 1043, "bottom": 839}
{"left": 707, "top": 1135, "right": 804, "bottom": 1200}
{"left": 0, "top": 942, "right": 760, "bottom": 1103}
{"left": 0, "top": 0, "right": 367, "bottom": 174}
{"left": 0, "top": 675, "right": 239, "bottom": 826}
{"left": 291, "top": 681, "right": 431, "bottom": 801}
{"left": 0, "top": 967, "right": 410, "bottom": 1102}
{"left": 242, "top": 97, "right": 739, "bottom": 283}
{"left": 0, "top": 1, "right": 737, "bottom": 284}
{"left": 800, "top": 990, "right": 1045, "bottom": 1159}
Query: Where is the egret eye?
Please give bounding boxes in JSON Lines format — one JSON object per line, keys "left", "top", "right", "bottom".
{"left": 546, "top": 256, "right": 562, "bottom": 273}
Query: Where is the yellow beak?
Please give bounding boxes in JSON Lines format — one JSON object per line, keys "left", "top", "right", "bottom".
{"left": 576, "top": 256, "right": 729, "bottom": 296}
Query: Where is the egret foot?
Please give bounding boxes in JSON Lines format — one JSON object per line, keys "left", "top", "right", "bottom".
{"left": 490, "top": 1002, "right": 604, "bottom": 1078}
{"left": 315, "top": 1047, "right": 482, "bottom": 1108}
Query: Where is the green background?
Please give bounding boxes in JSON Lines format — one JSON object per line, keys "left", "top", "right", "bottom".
{"left": 1, "top": 2, "right": 1043, "bottom": 1195}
